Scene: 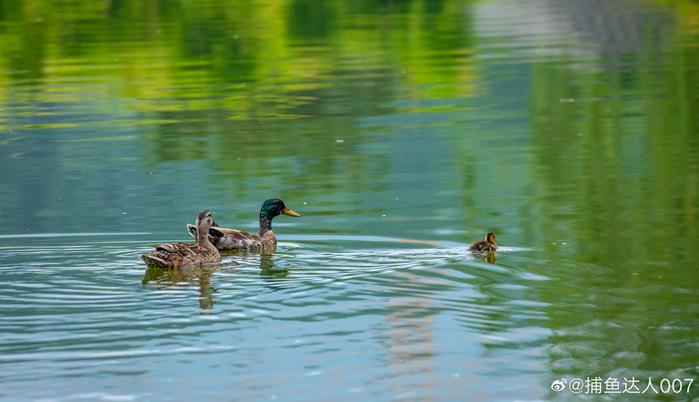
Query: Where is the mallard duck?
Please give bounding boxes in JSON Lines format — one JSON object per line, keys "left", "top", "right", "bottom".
{"left": 468, "top": 232, "right": 496, "bottom": 252}
{"left": 141, "top": 210, "right": 221, "bottom": 268}
{"left": 187, "top": 198, "right": 300, "bottom": 252}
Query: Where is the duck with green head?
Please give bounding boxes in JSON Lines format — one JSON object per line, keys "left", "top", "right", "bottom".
{"left": 187, "top": 198, "right": 300, "bottom": 252}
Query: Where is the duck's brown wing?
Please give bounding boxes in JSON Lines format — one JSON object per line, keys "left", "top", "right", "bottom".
{"left": 142, "top": 242, "right": 191, "bottom": 268}
{"left": 143, "top": 242, "right": 219, "bottom": 268}
{"left": 208, "top": 226, "right": 271, "bottom": 251}
{"left": 468, "top": 240, "right": 487, "bottom": 252}
{"left": 209, "top": 227, "right": 259, "bottom": 241}
{"left": 156, "top": 242, "right": 200, "bottom": 256}
{"left": 186, "top": 224, "right": 256, "bottom": 240}
{"left": 186, "top": 224, "right": 263, "bottom": 251}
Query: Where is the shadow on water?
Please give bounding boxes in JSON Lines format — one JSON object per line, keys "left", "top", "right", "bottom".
{"left": 259, "top": 253, "right": 289, "bottom": 278}
{"left": 142, "top": 264, "right": 220, "bottom": 310}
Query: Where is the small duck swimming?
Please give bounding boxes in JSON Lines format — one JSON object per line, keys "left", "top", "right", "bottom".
{"left": 187, "top": 198, "right": 300, "bottom": 252}
{"left": 468, "top": 232, "right": 496, "bottom": 253}
{"left": 141, "top": 210, "right": 221, "bottom": 268}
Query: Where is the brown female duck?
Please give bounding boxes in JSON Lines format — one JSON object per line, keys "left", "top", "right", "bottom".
{"left": 468, "top": 232, "right": 497, "bottom": 253}
{"left": 141, "top": 210, "right": 221, "bottom": 268}
{"left": 187, "top": 199, "right": 300, "bottom": 252}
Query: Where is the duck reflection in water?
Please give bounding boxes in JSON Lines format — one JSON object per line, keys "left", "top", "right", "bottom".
{"left": 485, "top": 251, "right": 496, "bottom": 264}
{"left": 259, "top": 253, "right": 290, "bottom": 278}
{"left": 142, "top": 264, "right": 218, "bottom": 309}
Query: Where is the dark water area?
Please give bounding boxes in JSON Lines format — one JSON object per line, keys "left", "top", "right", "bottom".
{"left": 0, "top": 0, "right": 698, "bottom": 401}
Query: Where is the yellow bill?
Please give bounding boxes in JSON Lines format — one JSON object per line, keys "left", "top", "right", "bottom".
{"left": 281, "top": 207, "right": 300, "bottom": 217}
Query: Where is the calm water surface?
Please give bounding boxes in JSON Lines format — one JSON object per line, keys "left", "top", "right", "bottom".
{"left": 1, "top": 0, "right": 698, "bottom": 401}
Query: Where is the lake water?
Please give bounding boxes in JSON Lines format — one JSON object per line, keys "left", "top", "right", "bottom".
{"left": 1, "top": 0, "right": 698, "bottom": 401}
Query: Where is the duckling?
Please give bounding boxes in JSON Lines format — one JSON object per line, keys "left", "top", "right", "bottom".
{"left": 187, "top": 198, "right": 300, "bottom": 252}
{"left": 141, "top": 210, "right": 221, "bottom": 268}
{"left": 469, "top": 232, "right": 497, "bottom": 252}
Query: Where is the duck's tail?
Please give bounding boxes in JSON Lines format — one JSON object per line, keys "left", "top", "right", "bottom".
{"left": 186, "top": 224, "right": 197, "bottom": 239}
{"left": 141, "top": 253, "right": 169, "bottom": 268}
{"left": 187, "top": 223, "right": 222, "bottom": 243}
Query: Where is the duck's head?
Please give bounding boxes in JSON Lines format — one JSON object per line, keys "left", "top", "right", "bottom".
{"left": 260, "top": 198, "right": 300, "bottom": 220}
{"left": 486, "top": 232, "right": 496, "bottom": 245}
{"left": 196, "top": 210, "right": 215, "bottom": 231}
